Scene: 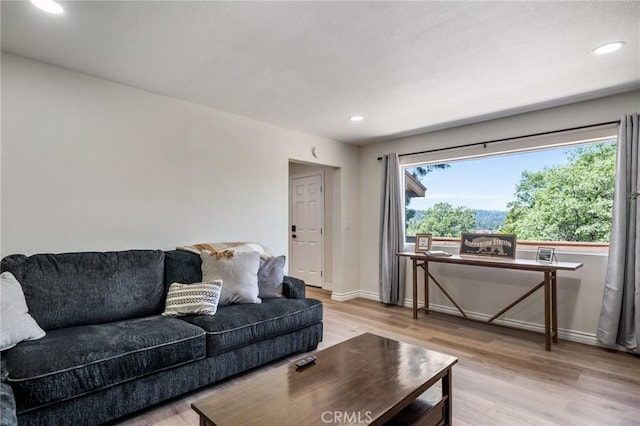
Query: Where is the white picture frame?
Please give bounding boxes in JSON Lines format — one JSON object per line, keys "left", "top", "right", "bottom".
{"left": 536, "top": 247, "right": 555, "bottom": 263}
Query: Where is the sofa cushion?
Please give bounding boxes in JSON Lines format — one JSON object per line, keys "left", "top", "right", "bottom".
{"left": 1, "top": 250, "right": 166, "bottom": 330}
{"left": 181, "top": 298, "right": 323, "bottom": 356}
{"left": 3, "top": 316, "right": 205, "bottom": 413}
{"left": 163, "top": 250, "right": 202, "bottom": 290}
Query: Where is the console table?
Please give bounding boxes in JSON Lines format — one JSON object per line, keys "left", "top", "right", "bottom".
{"left": 397, "top": 252, "right": 583, "bottom": 351}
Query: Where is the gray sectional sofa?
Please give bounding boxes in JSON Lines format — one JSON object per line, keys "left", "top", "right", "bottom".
{"left": 0, "top": 249, "right": 323, "bottom": 425}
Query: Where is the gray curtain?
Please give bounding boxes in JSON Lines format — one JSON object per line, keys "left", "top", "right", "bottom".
{"left": 379, "top": 153, "right": 406, "bottom": 305}
{"left": 597, "top": 113, "right": 640, "bottom": 353}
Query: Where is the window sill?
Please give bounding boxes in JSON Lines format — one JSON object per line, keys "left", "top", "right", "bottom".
{"left": 406, "top": 237, "right": 609, "bottom": 255}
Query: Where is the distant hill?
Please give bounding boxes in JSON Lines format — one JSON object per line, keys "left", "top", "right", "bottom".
{"left": 474, "top": 210, "right": 507, "bottom": 232}
{"left": 407, "top": 208, "right": 507, "bottom": 234}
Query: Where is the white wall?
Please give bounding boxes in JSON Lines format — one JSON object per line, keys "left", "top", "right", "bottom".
{"left": 5, "top": 52, "right": 637, "bottom": 342}
{"left": 358, "top": 90, "right": 640, "bottom": 342}
{"left": 0, "top": 53, "right": 361, "bottom": 294}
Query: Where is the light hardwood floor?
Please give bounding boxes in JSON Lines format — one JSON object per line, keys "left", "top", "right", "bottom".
{"left": 116, "top": 287, "right": 640, "bottom": 426}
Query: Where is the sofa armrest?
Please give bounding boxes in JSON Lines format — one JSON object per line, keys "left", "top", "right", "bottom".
{"left": 282, "top": 276, "right": 306, "bottom": 299}
{"left": 1, "top": 356, "right": 16, "bottom": 426}
{"left": 0, "top": 383, "right": 17, "bottom": 426}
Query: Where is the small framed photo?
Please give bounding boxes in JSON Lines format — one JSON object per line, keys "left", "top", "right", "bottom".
{"left": 536, "top": 247, "right": 555, "bottom": 263}
{"left": 415, "top": 234, "right": 432, "bottom": 253}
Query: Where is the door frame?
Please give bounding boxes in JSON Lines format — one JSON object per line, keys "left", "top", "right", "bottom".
{"left": 289, "top": 171, "right": 325, "bottom": 288}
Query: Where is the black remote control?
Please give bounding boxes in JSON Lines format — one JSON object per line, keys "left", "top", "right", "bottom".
{"left": 295, "top": 355, "right": 317, "bottom": 369}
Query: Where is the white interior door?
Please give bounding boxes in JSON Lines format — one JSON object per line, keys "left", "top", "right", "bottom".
{"left": 289, "top": 174, "right": 324, "bottom": 287}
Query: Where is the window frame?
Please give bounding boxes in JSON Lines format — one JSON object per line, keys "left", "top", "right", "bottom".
{"left": 401, "top": 125, "right": 618, "bottom": 253}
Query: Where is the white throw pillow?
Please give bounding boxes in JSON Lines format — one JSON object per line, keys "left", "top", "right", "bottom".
{"left": 162, "top": 280, "right": 223, "bottom": 317}
{"left": 200, "top": 250, "right": 261, "bottom": 306}
{"left": 0, "top": 272, "right": 46, "bottom": 351}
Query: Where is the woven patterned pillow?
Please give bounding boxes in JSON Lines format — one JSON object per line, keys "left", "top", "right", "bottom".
{"left": 162, "top": 280, "right": 223, "bottom": 317}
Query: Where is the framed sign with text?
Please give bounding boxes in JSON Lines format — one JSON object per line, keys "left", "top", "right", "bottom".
{"left": 459, "top": 233, "right": 517, "bottom": 258}
{"left": 414, "top": 233, "right": 432, "bottom": 253}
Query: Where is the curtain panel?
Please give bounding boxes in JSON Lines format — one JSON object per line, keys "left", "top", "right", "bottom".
{"left": 379, "top": 153, "right": 406, "bottom": 306}
{"left": 597, "top": 113, "right": 640, "bottom": 353}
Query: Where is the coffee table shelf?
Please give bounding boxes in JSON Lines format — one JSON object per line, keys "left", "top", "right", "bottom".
{"left": 386, "top": 387, "right": 447, "bottom": 426}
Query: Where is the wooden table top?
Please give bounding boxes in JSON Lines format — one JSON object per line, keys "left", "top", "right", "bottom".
{"left": 397, "top": 252, "right": 583, "bottom": 272}
{"left": 191, "top": 333, "right": 458, "bottom": 426}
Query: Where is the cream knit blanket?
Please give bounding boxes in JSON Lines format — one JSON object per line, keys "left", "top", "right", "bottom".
{"left": 176, "top": 242, "right": 272, "bottom": 258}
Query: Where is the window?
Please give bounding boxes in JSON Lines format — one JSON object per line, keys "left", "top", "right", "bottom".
{"left": 404, "top": 133, "right": 617, "bottom": 247}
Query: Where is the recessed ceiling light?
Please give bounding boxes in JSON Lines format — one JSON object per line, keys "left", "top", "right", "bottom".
{"left": 30, "top": 0, "right": 64, "bottom": 14}
{"left": 592, "top": 41, "right": 625, "bottom": 55}
{"left": 350, "top": 116, "right": 364, "bottom": 122}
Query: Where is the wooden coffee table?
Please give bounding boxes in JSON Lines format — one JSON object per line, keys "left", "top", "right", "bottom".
{"left": 191, "top": 333, "right": 458, "bottom": 425}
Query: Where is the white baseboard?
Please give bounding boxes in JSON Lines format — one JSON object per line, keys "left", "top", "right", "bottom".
{"left": 329, "top": 290, "right": 597, "bottom": 346}
{"left": 423, "top": 303, "right": 598, "bottom": 346}
{"left": 322, "top": 282, "right": 333, "bottom": 291}
{"left": 330, "top": 290, "right": 362, "bottom": 302}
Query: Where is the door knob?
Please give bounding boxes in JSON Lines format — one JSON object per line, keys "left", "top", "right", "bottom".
{"left": 292, "top": 234, "right": 297, "bottom": 239}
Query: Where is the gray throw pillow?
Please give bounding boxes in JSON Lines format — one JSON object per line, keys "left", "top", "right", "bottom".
{"left": 258, "top": 255, "right": 285, "bottom": 299}
{"left": 0, "top": 272, "right": 46, "bottom": 351}
{"left": 201, "top": 250, "right": 261, "bottom": 306}
{"left": 162, "top": 280, "right": 223, "bottom": 317}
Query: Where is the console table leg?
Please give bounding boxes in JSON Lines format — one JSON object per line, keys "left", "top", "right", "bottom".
{"left": 424, "top": 260, "right": 429, "bottom": 315}
{"left": 412, "top": 259, "right": 418, "bottom": 319}
{"left": 544, "top": 271, "right": 551, "bottom": 351}
{"left": 552, "top": 271, "right": 558, "bottom": 344}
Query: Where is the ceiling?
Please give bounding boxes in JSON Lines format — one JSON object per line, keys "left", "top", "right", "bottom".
{"left": 2, "top": 1, "right": 639, "bottom": 144}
